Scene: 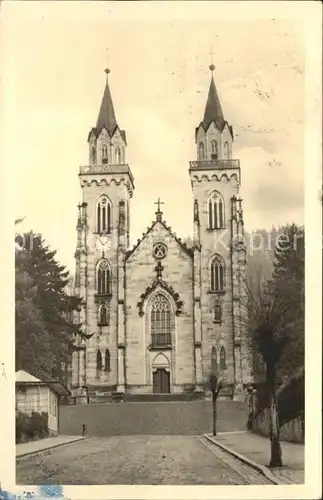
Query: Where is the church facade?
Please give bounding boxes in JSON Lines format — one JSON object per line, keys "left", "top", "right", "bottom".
{"left": 71, "top": 64, "right": 253, "bottom": 400}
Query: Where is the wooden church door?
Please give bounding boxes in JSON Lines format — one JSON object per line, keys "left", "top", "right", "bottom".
{"left": 153, "top": 369, "right": 170, "bottom": 394}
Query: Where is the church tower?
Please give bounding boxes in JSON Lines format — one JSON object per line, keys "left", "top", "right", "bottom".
{"left": 190, "top": 63, "right": 252, "bottom": 400}
{"left": 72, "top": 68, "right": 134, "bottom": 398}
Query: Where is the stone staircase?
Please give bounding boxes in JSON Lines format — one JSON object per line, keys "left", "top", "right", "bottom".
{"left": 123, "top": 391, "right": 205, "bottom": 402}
{"left": 63, "top": 383, "right": 235, "bottom": 406}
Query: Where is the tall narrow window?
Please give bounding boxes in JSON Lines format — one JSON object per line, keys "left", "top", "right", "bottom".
{"left": 150, "top": 294, "right": 172, "bottom": 347}
{"left": 211, "top": 140, "right": 218, "bottom": 160}
{"left": 223, "top": 141, "right": 230, "bottom": 159}
{"left": 97, "top": 260, "right": 111, "bottom": 295}
{"left": 91, "top": 146, "right": 97, "bottom": 164}
{"left": 208, "top": 192, "right": 224, "bottom": 229}
{"left": 211, "top": 346, "right": 217, "bottom": 375}
{"left": 115, "top": 147, "right": 122, "bottom": 164}
{"left": 220, "top": 346, "right": 226, "bottom": 370}
{"left": 199, "top": 142, "right": 205, "bottom": 160}
{"left": 98, "top": 304, "right": 108, "bottom": 325}
{"left": 127, "top": 201, "right": 130, "bottom": 239}
{"left": 102, "top": 144, "right": 108, "bottom": 163}
{"left": 105, "top": 349, "right": 111, "bottom": 372}
{"left": 213, "top": 302, "right": 222, "bottom": 323}
{"left": 96, "top": 196, "right": 111, "bottom": 233}
{"left": 211, "top": 256, "right": 225, "bottom": 292}
{"left": 96, "top": 350, "right": 102, "bottom": 371}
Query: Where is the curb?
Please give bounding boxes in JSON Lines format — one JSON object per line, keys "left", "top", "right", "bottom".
{"left": 16, "top": 436, "right": 90, "bottom": 459}
{"left": 203, "top": 434, "right": 281, "bottom": 485}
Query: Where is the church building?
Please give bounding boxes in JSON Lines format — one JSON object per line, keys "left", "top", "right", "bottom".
{"left": 71, "top": 62, "right": 253, "bottom": 400}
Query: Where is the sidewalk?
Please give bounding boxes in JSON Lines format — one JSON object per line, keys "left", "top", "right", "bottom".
{"left": 16, "top": 435, "right": 86, "bottom": 458}
{"left": 206, "top": 431, "right": 304, "bottom": 484}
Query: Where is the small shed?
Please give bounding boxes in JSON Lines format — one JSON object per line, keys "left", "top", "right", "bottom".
{"left": 15, "top": 370, "right": 70, "bottom": 435}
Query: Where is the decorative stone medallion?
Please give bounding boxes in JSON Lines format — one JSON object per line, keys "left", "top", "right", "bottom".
{"left": 153, "top": 242, "right": 167, "bottom": 260}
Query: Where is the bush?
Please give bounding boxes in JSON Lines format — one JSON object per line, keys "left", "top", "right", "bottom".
{"left": 277, "top": 368, "right": 304, "bottom": 426}
{"left": 253, "top": 368, "right": 304, "bottom": 427}
{"left": 16, "top": 410, "right": 49, "bottom": 443}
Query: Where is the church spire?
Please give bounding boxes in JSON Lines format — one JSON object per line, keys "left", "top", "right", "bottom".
{"left": 96, "top": 67, "right": 118, "bottom": 136}
{"left": 202, "top": 64, "right": 225, "bottom": 131}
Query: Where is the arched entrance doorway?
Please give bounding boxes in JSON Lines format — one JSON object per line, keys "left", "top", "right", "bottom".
{"left": 152, "top": 353, "right": 170, "bottom": 394}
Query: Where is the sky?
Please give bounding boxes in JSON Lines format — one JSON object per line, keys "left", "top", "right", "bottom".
{"left": 2, "top": 2, "right": 306, "bottom": 273}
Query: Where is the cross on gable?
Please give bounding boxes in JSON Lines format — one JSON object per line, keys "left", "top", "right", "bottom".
{"left": 154, "top": 197, "right": 164, "bottom": 212}
{"left": 154, "top": 261, "right": 164, "bottom": 281}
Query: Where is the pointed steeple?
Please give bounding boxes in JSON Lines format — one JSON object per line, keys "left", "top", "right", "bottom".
{"left": 202, "top": 64, "right": 225, "bottom": 131}
{"left": 96, "top": 68, "right": 118, "bottom": 136}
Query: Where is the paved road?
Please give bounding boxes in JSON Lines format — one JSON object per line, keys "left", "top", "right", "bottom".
{"left": 16, "top": 435, "right": 272, "bottom": 485}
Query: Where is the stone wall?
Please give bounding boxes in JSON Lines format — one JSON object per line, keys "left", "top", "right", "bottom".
{"left": 59, "top": 400, "right": 248, "bottom": 436}
{"left": 125, "top": 223, "right": 195, "bottom": 391}
{"left": 251, "top": 407, "right": 304, "bottom": 443}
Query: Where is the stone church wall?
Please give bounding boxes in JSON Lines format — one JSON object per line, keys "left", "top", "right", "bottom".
{"left": 125, "top": 224, "right": 195, "bottom": 392}
{"left": 81, "top": 181, "right": 130, "bottom": 388}
{"left": 192, "top": 175, "right": 240, "bottom": 388}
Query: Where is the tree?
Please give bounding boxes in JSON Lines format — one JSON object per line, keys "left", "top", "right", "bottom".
{"left": 271, "top": 224, "right": 304, "bottom": 380}
{"left": 15, "top": 232, "right": 82, "bottom": 382}
{"left": 209, "top": 374, "right": 223, "bottom": 436}
{"left": 244, "top": 223, "right": 304, "bottom": 467}
{"left": 245, "top": 280, "right": 290, "bottom": 466}
{"left": 15, "top": 250, "right": 54, "bottom": 380}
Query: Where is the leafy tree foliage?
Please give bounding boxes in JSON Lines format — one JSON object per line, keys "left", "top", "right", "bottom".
{"left": 244, "top": 223, "right": 304, "bottom": 466}
{"left": 271, "top": 224, "right": 304, "bottom": 380}
{"left": 15, "top": 251, "right": 54, "bottom": 380}
{"left": 15, "top": 232, "right": 82, "bottom": 382}
{"left": 245, "top": 225, "right": 304, "bottom": 382}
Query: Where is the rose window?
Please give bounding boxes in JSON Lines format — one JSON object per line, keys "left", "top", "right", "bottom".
{"left": 153, "top": 242, "right": 167, "bottom": 260}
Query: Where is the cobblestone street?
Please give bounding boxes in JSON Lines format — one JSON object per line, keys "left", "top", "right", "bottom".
{"left": 16, "top": 435, "right": 271, "bottom": 485}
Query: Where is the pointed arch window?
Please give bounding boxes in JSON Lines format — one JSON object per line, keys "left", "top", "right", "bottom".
{"left": 213, "top": 301, "right": 222, "bottom": 323}
{"left": 97, "top": 260, "right": 111, "bottom": 295}
{"left": 211, "top": 346, "right": 217, "bottom": 375}
{"left": 102, "top": 144, "right": 108, "bottom": 163}
{"left": 115, "top": 146, "right": 122, "bottom": 164}
{"left": 91, "top": 146, "right": 97, "bottom": 164}
{"left": 104, "top": 349, "right": 111, "bottom": 372}
{"left": 96, "top": 350, "right": 103, "bottom": 371}
{"left": 210, "top": 255, "right": 225, "bottom": 292}
{"left": 127, "top": 200, "right": 130, "bottom": 240}
{"left": 150, "top": 294, "right": 172, "bottom": 347}
{"left": 208, "top": 191, "right": 224, "bottom": 229}
{"left": 211, "top": 140, "right": 218, "bottom": 160}
{"left": 96, "top": 196, "right": 111, "bottom": 233}
{"left": 199, "top": 142, "right": 205, "bottom": 160}
{"left": 220, "top": 346, "right": 226, "bottom": 370}
{"left": 223, "top": 141, "right": 230, "bottom": 159}
{"left": 98, "top": 304, "right": 108, "bottom": 326}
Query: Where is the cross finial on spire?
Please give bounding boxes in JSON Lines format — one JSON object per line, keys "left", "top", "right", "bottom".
{"left": 105, "top": 48, "right": 110, "bottom": 77}
{"left": 209, "top": 45, "right": 216, "bottom": 72}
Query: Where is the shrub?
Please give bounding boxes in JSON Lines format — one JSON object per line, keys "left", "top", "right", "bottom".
{"left": 253, "top": 368, "right": 304, "bottom": 426}
{"left": 16, "top": 410, "right": 49, "bottom": 443}
{"left": 30, "top": 411, "right": 49, "bottom": 439}
{"left": 277, "top": 368, "right": 304, "bottom": 426}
